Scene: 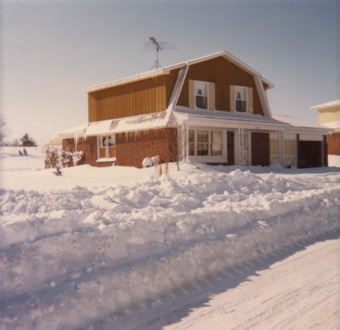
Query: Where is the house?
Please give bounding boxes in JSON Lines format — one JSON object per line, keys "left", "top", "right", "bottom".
{"left": 312, "top": 100, "right": 340, "bottom": 166}
{"left": 58, "top": 51, "right": 330, "bottom": 168}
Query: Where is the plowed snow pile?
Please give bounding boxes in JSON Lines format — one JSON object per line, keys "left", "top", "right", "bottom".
{"left": 1, "top": 147, "right": 339, "bottom": 329}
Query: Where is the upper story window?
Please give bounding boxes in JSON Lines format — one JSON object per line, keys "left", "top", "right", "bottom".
{"left": 230, "top": 85, "right": 253, "bottom": 114}
{"left": 195, "top": 81, "right": 209, "bottom": 109}
{"left": 189, "top": 80, "right": 215, "bottom": 110}
{"left": 235, "top": 86, "right": 247, "bottom": 112}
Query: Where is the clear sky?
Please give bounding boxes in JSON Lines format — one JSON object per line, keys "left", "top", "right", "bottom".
{"left": 1, "top": 0, "right": 339, "bottom": 145}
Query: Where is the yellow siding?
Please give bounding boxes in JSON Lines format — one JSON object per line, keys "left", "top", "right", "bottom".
{"left": 318, "top": 108, "right": 340, "bottom": 125}
{"left": 284, "top": 140, "right": 295, "bottom": 155}
{"left": 88, "top": 70, "right": 179, "bottom": 122}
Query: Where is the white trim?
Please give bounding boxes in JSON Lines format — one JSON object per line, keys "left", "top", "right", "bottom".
{"left": 167, "top": 65, "right": 189, "bottom": 111}
{"left": 194, "top": 80, "right": 210, "bottom": 110}
{"left": 188, "top": 127, "right": 228, "bottom": 163}
{"left": 96, "top": 157, "right": 116, "bottom": 163}
{"left": 234, "top": 86, "right": 248, "bottom": 113}
{"left": 254, "top": 74, "right": 272, "bottom": 117}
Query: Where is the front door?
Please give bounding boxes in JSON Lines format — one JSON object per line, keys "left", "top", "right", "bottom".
{"left": 251, "top": 132, "right": 270, "bottom": 166}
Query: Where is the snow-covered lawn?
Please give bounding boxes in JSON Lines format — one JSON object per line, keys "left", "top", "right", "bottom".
{"left": 1, "top": 147, "right": 339, "bottom": 329}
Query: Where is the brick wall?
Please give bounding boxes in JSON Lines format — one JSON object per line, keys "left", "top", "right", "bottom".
{"left": 62, "top": 137, "right": 100, "bottom": 166}
{"left": 116, "top": 128, "right": 177, "bottom": 168}
{"left": 327, "top": 132, "right": 340, "bottom": 155}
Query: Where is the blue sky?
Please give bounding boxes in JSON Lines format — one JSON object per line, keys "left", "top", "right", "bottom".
{"left": 1, "top": 0, "right": 339, "bottom": 145}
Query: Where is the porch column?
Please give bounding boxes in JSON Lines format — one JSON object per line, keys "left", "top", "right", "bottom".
{"left": 182, "top": 124, "right": 189, "bottom": 162}
{"left": 238, "top": 128, "right": 244, "bottom": 166}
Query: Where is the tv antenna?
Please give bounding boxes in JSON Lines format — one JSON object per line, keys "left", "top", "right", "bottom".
{"left": 149, "top": 36, "right": 163, "bottom": 69}
{"left": 145, "top": 36, "right": 177, "bottom": 70}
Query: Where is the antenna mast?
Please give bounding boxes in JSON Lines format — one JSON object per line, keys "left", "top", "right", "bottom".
{"left": 149, "top": 36, "right": 162, "bottom": 69}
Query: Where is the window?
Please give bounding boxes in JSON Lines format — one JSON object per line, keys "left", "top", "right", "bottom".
{"left": 189, "top": 129, "right": 223, "bottom": 157}
{"left": 189, "top": 80, "right": 215, "bottom": 110}
{"left": 235, "top": 86, "right": 247, "bottom": 112}
{"left": 211, "top": 131, "right": 222, "bottom": 156}
{"left": 197, "top": 130, "right": 209, "bottom": 155}
{"left": 189, "top": 130, "right": 195, "bottom": 156}
{"left": 195, "top": 81, "right": 208, "bottom": 109}
{"left": 230, "top": 86, "right": 253, "bottom": 113}
{"left": 98, "top": 135, "right": 116, "bottom": 158}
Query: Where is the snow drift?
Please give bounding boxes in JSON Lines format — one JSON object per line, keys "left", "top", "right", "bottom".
{"left": 0, "top": 147, "right": 339, "bottom": 329}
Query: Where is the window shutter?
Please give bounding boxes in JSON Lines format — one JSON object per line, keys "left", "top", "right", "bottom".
{"left": 189, "top": 80, "right": 195, "bottom": 108}
{"left": 230, "top": 85, "right": 235, "bottom": 112}
{"left": 248, "top": 87, "right": 253, "bottom": 114}
{"left": 208, "top": 82, "right": 215, "bottom": 110}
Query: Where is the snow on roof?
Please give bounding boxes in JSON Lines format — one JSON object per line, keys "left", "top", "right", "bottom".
{"left": 273, "top": 115, "right": 327, "bottom": 129}
{"left": 86, "top": 120, "right": 113, "bottom": 136}
{"left": 84, "top": 51, "right": 273, "bottom": 93}
{"left": 57, "top": 111, "right": 173, "bottom": 139}
{"left": 56, "top": 123, "right": 88, "bottom": 139}
{"left": 311, "top": 99, "right": 340, "bottom": 110}
{"left": 174, "top": 106, "right": 286, "bottom": 126}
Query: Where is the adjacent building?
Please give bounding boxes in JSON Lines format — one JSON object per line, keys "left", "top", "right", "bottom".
{"left": 312, "top": 100, "right": 340, "bottom": 167}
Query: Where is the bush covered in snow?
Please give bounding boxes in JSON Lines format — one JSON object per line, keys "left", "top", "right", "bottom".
{"left": 44, "top": 146, "right": 84, "bottom": 169}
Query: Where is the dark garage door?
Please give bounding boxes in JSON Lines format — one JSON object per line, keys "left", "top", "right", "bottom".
{"left": 251, "top": 132, "right": 270, "bottom": 166}
{"left": 298, "top": 141, "right": 322, "bottom": 168}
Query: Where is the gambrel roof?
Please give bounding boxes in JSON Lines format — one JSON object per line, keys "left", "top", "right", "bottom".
{"left": 84, "top": 51, "right": 274, "bottom": 93}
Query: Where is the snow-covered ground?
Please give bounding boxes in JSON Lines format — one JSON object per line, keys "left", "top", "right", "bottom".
{"left": 164, "top": 238, "right": 340, "bottom": 329}
{"left": 1, "top": 147, "right": 339, "bottom": 329}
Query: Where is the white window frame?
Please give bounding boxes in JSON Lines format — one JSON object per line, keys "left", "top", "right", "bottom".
{"left": 188, "top": 128, "right": 225, "bottom": 160}
{"left": 194, "top": 81, "right": 209, "bottom": 110}
{"left": 98, "top": 134, "right": 116, "bottom": 158}
{"left": 235, "top": 86, "right": 248, "bottom": 113}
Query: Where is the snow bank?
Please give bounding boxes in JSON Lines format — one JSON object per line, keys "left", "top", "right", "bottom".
{"left": 1, "top": 147, "right": 340, "bottom": 329}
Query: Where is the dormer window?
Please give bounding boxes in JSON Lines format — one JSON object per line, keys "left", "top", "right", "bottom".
{"left": 195, "top": 81, "right": 208, "bottom": 109}
{"left": 189, "top": 80, "right": 215, "bottom": 110}
{"left": 230, "top": 85, "right": 253, "bottom": 114}
{"left": 235, "top": 87, "right": 247, "bottom": 112}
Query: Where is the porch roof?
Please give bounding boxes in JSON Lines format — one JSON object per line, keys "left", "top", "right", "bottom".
{"left": 273, "top": 115, "right": 332, "bottom": 133}
{"left": 173, "top": 106, "right": 288, "bottom": 129}
{"left": 57, "top": 111, "right": 173, "bottom": 139}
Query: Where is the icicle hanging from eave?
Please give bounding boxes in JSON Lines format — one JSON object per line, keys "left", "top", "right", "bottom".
{"left": 73, "top": 129, "right": 87, "bottom": 150}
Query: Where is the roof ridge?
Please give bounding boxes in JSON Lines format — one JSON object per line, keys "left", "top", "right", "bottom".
{"left": 84, "top": 51, "right": 273, "bottom": 93}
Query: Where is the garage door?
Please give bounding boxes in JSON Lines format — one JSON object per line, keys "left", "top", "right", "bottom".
{"left": 298, "top": 141, "right": 322, "bottom": 168}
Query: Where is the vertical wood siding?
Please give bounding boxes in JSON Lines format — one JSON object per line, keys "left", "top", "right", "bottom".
{"left": 88, "top": 70, "right": 179, "bottom": 122}
{"left": 177, "top": 57, "right": 265, "bottom": 115}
